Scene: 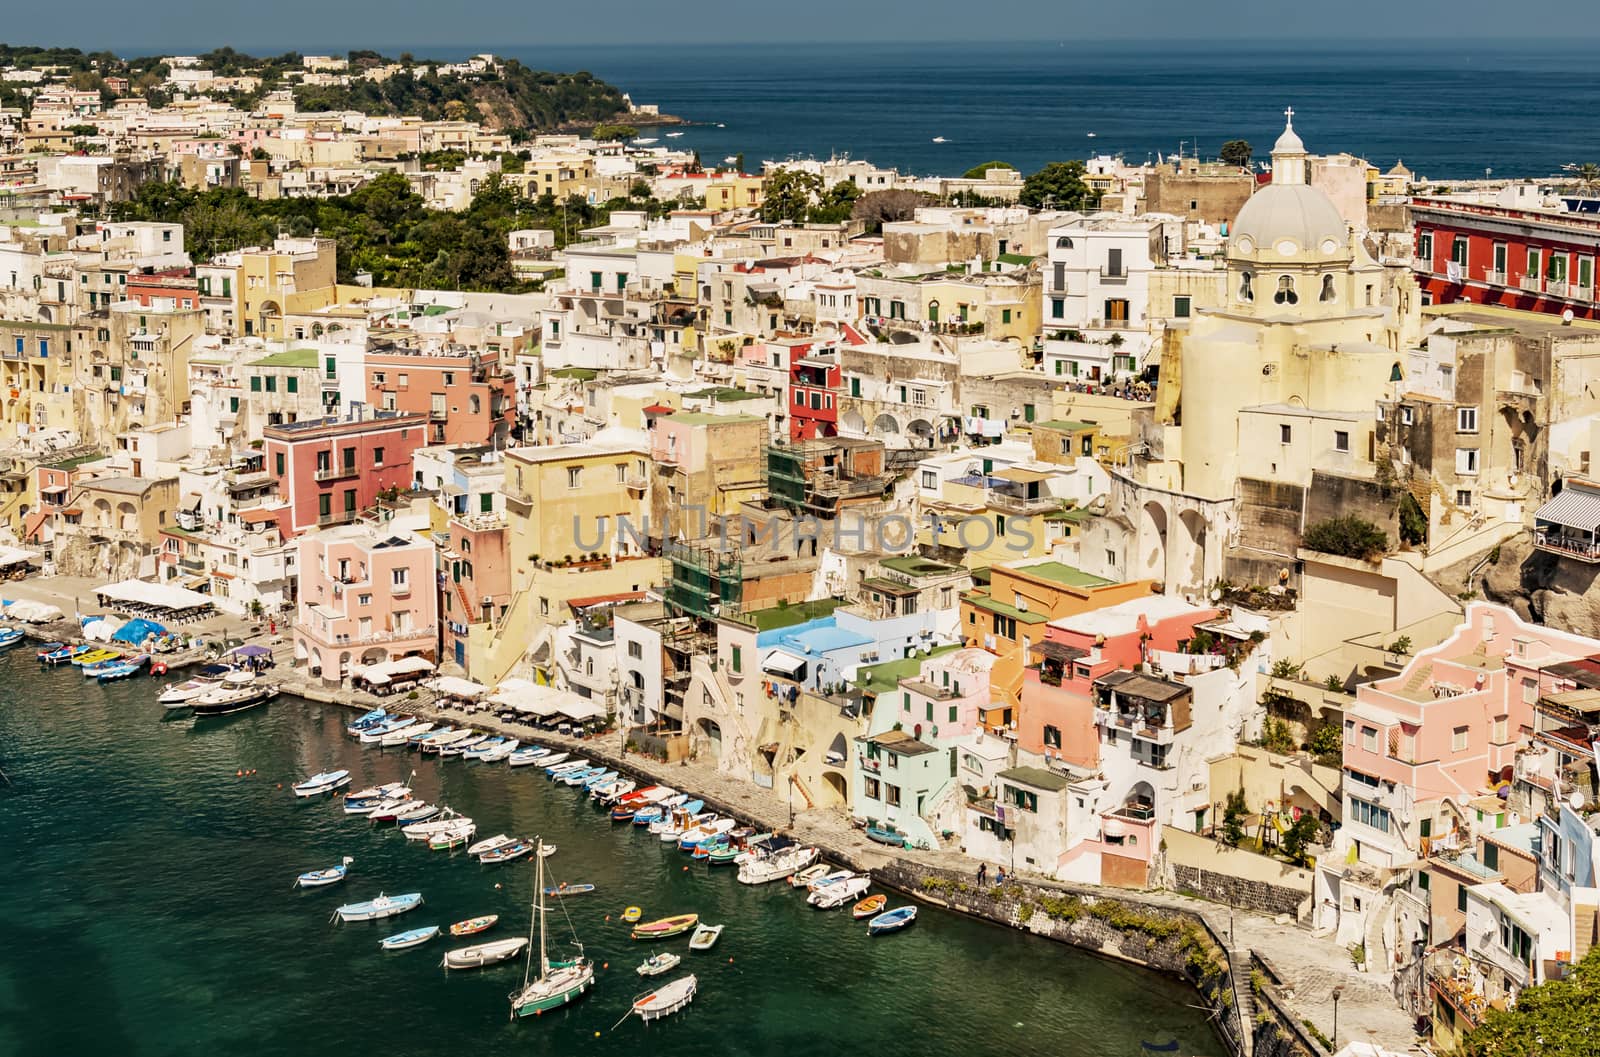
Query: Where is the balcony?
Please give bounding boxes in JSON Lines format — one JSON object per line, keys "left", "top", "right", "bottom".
{"left": 1548, "top": 280, "right": 1572, "bottom": 300}
{"left": 314, "top": 465, "right": 359, "bottom": 482}
{"left": 1533, "top": 528, "right": 1600, "bottom": 562}
{"left": 429, "top": 408, "right": 447, "bottom": 421}
{"left": 1518, "top": 275, "right": 1543, "bottom": 294}
{"left": 1411, "top": 257, "right": 1435, "bottom": 274}
{"left": 1099, "top": 265, "right": 1128, "bottom": 281}
{"left": 1485, "top": 269, "right": 1507, "bottom": 286}
{"left": 316, "top": 510, "right": 357, "bottom": 527}
{"left": 986, "top": 489, "right": 1061, "bottom": 515}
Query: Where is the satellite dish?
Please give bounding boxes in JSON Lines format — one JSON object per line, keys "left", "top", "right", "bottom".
{"left": 1571, "top": 791, "right": 1586, "bottom": 810}
{"left": 1563, "top": 308, "right": 1576, "bottom": 325}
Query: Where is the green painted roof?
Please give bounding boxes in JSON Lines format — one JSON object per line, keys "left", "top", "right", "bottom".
{"left": 998, "top": 766, "right": 1068, "bottom": 791}
{"left": 1035, "top": 419, "right": 1096, "bottom": 432}
{"left": 880, "top": 554, "right": 959, "bottom": 577}
{"left": 549, "top": 368, "right": 598, "bottom": 380}
{"left": 964, "top": 591, "right": 1049, "bottom": 624}
{"left": 1043, "top": 507, "right": 1096, "bottom": 523}
{"left": 856, "top": 643, "right": 961, "bottom": 694}
{"left": 1021, "top": 561, "right": 1111, "bottom": 588}
{"left": 747, "top": 597, "right": 844, "bottom": 631}
{"left": 249, "top": 348, "right": 319, "bottom": 368}
{"left": 423, "top": 304, "right": 453, "bottom": 316}
{"left": 689, "top": 386, "right": 764, "bottom": 402}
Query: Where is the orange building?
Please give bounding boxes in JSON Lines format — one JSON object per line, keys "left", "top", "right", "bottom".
{"left": 365, "top": 345, "right": 516, "bottom": 447}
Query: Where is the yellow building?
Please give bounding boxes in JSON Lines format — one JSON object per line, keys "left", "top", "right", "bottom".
{"left": 919, "top": 468, "right": 1063, "bottom": 568}
{"left": 218, "top": 237, "right": 339, "bottom": 339}
{"left": 505, "top": 155, "right": 600, "bottom": 203}
{"left": 856, "top": 268, "right": 1040, "bottom": 350}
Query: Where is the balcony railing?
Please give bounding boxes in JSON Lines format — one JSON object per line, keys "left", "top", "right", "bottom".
{"left": 316, "top": 510, "right": 357, "bottom": 527}
{"left": 986, "top": 490, "right": 1061, "bottom": 515}
{"left": 1548, "top": 280, "right": 1572, "bottom": 299}
{"left": 1518, "top": 275, "right": 1543, "bottom": 294}
{"left": 1533, "top": 529, "right": 1600, "bottom": 562}
{"left": 314, "top": 465, "right": 359, "bottom": 482}
{"left": 1412, "top": 257, "right": 1435, "bottom": 273}
{"left": 1485, "top": 269, "right": 1507, "bottom": 286}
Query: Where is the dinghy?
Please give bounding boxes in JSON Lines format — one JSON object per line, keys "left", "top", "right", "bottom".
{"left": 449, "top": 914, "right": 499, "bottom": 937}
{"left": 438, "top": 733, "right": 490, "bottom": 758}
{"left": 622, "top": 906, "right": 643, "bottom": 923}
{"left": 345, "top": 708, "right": 387, "bottom": 736}
{"left": 687, "top": 923, "right": 723, "bottom": 951}
{"left": 402, "top": 809, "right": 470, "bottom": 839}
{"left": 37, "top": 642, "right": 71, "bottom": 664}
{"left": 636, "top": 951, "right": 680, "bottom": 976}
{"left": 867, "top": 906, "right": 918, "bottom": 936}
{"left": 631, "top": 913, "right": 698, "bottom": 941}
{"left": 631, "top": 974, "right": 697, "bottom": 1022}
{"left": 467, "top": 833, "right": 514, "bottom": 857}
{"left": 358, "top": 716, "right": 413, "bottom": 743}
{"left": 380, "top": 721, "right": 433, "bottom": 747}
{"left": 507, "top": 746, "right": 550, "bottom": 767}
{"left": 391, "top": 801, "right": 441, "bottom": 825}
{"left": 532, "top": 751, "right": 569, "bottom": 769}
{"left": 96, "top": 654, "right": 149, "bottom": 682}
{"left": 442, "top": 936, "right": 528, "bottom": 970}
{"left": 428, "top": 823, "right": 476, "bottom": 851}
{"left": 460, "top": 736, "right": 506, "bottom": 760}
{"left": 542, "top": 883, "right": 595, "bottom": 897}
{"left": 852, "top": 894, "right": 887, "bottom": 919}
{"left": 294, "top": 856, "right": 353, "bottom": 888}
{"left": 379, "top": 925, "right": 440, "bottom": 950}
{"left": 789, "top": 864, "right": 830, "bottom": 888}
{"left": 292, "top": 770, "right": 352, "bottom": 798}
{"left": 332, "top": 892, "right": 423, "bottom": 923}
{"left": 544, "top": 757, "right": 586, "bottom": 777}
{"left": 476, "top": 738, "right": 520, "bottom": 763}
{"left": 480, "top": 839, "right": 533, "bottom": 865}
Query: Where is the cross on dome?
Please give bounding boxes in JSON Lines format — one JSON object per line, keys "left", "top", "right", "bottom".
{"left": 1283, "top": 106, "right": 1295, "bottom": 126}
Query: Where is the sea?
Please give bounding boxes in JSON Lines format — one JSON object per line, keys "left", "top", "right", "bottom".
{"left": 0, "top": 654, "right": 1220, "bottom": 1057}
{"left": 417, "top": 40, "right": 1600, "bottom": 182}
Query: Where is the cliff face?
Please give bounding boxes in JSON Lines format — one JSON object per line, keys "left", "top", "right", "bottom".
{"left": 1478, "top": 535, "right": 1600, "bottom": 636}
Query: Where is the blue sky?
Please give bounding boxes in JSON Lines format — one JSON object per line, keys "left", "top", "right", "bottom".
{"left": 6, "top": 0, "right": 1600, "bottom": 51}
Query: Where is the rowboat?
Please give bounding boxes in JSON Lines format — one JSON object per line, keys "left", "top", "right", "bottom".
{"left": 292, "top": 770, "right": 352, "bottom": 798}
{"left": 631, "top": 913, "right": 698, "bottom": 941}
{"left": 344, "top": 780, "right": 408, "bottom": 811}
{"left": 476, "top": 739, "right": 520, "bottom": 763}
{"left": 0, "top": 627, "right": 23, "bottom": 649}
{"left": 460, "top": 736, "right": 506, "bottom": 760}
{"left": 507, "top": 746, "right": 550, "bottom": 767}
{"left": 622, "top": 906, "right": 642, "bottom": 923}
{"left": 789, "top": 864, "right": 830, "bottom": 889}
{"left": 559, "top": 766, "right": 603, "bottom": 787}
{"left": 71, "top": 647, "right": 120, "bottom": 667}
{"left": 442, "top": 936, "right": 528, "bottom": 970}
{"left": 542, "top": 883, "right": 595, "bottom": 897}
{"left": 630, "top": 807, "right": 662, "bottom": 826}
{"left": 402, "top": 810, "right": 471, "bottom": 839}
{"left": 595, "top": 779, "right": 636, "bottom": 803}
{"left": 538, "top": 843, "right": 557, "bottom": 858}
{"left": 508, "top": 837, "right": 595, "bottom": 1017}
{"left": 438, "top": 733, "right": 490, "bottom": 758}
{"left": 545, "top": 758, "right": 587, "bottom": 777}
{"left": 332, "top": 892, "right": 423, "bottom": 923}
{"left": 294, "top": 856, "right": 353, "bottom": 888}
{"left": 358, "top": 716, "right": 414, "bottom": 743}
{"left": 381, "top": 721, "right": 433, "bottom": 747}
{"left": 420, "top": 729, "right": 475, "bottom": 755}
{"left": 481, "top": 839, "right": 533, "bottom": 865}
{"left": 687, "top": 923, "right": 723, "bottom": 951}
{"left": 706, "top": 843, "right": 742, "bottom": 866}
{"left": 619, "top": 785, "right": 669, "bottom": 805}
{"left": 806, "top": 870, "right": 855, "bottom": 893}
{"left": 380, "top": 925, "right": 440, "bottom": 950}
{"left": 636, "top": 951, "right": 679, "bottom": 976}
{"left": 679, "top": 817, "right": 736, "bottom": 851}
{"left": 450, "top": 914, "right": 499, "bottom": 937}
{"left": 691, "top": 834, "right": 729, "bottom": 860}
{"left": 533, "top": 751, "right": 569, "bottom": 769}
{"left": 428, "top": 823, "right": 476, "bottom": 851}
{"left": 467, "top": 833, "right": 514, "bottom": 857}
{"left": 631, "top": 973, "right": 697, "bottom": 1022}
{"left": 809, "top": 876, "right": 871, "bottom": 909}
{"left": 867, "top": 906, "right": 918, "bottom": 936}
{"left": 865, "top": 823, "right": 907, "bottom": 847}
{"left": 611, "top": 805, "right": 638, "bottom": 822}
{"left": 410, "top": 725, "right": 455, "bottom": 746}
{"left": 580, "top": 769, "right": 619, "bottom": 792}
{"left": 96, "top": 654, "right": 149, "bottom": 682}
{"left": 852, "top": 894, "right": 887, "bottom": 919}
{"left": 81, "top": 653, "right": 127, "bottom": 676}
{"left": 391, "top": 801, "right": 441, "bottom": 825}
{"left": 345, "top": 707, "right": 387, "bottom": 735}
{"left": 36, "top": 642, "right": 69, "bottom": 663}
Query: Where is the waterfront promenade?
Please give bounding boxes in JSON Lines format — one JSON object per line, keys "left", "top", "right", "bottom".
{"left": 273, "top": 670, "right": 1419, "bottom": 1054}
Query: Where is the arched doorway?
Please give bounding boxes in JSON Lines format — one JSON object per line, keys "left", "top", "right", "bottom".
{"left": 1178, "top": 508, "right": 1207, "bottom": 590}
{"left": 821, "top": 770, "right": 848, "bottom": 806}
{"left": 873, "top": 414, "right": 900, "bottom": 436}
{"left": 696, "top": 718, "right": 722, "bottom": 758}
{"left": 1140, "top": 501, "right": 1168, "bottom": 583}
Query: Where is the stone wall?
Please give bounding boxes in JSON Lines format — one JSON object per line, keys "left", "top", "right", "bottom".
{"left": 1171, "top": 864, "right": 1311, "bottom": 919}
{"left": 1305, "top": 470, "right": 1402, "bottom": 543}
{"left": 1250, "top": 952, "right": 1323, "bottom": 1057}
{"left": 875, "top": 861, "right": 1244, "bottom": 1056}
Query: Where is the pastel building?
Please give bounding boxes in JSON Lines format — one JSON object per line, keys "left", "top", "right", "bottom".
{"left": 365, "top": 344, "right": 516, "bottom": 447}
{"left": 263, "top": 411, "right": 429, "bottom": 534}
{"left": 292, "top": 520, "right": 438, "bottom": 684}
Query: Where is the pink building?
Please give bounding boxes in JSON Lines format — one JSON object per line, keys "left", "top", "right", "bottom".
{"left": 1342, "top": 603, "right": 1600, "bottom": 868}
{"left": 293, "top": 522, "right": 438, "bottom": 685}
{"left": 896, "top": 647, "right": 995, "bottom": 742}
{"left": 263, "top": 412, "right": 428, "bottom": 534}
{"left": 441, "top": 509, "right": 510, "bottom": 675}
{"left": 365, "top": 346, "right": 516, "bottom": 447}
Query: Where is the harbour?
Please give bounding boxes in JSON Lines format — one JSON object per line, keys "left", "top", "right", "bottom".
{"left": 0, "top": 654, "right": 1221, "bottom": 1057}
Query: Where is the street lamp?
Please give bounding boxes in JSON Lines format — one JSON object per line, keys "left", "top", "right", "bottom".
{"left": 1331, "top": 986, "right": 1343, "bottom": 1049}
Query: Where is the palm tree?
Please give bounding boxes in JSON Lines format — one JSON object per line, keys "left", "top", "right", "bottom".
{"left": 1575, "top": 162, "right": 1600, "bottom": 195}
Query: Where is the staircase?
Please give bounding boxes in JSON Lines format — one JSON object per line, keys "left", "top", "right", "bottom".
{"left": 1226, "top": 950, "right": 1257, "bottom": 1056}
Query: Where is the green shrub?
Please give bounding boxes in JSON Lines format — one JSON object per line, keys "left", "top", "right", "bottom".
{"left": 1302, "top": 515, "right": 1388, "bottom": 561}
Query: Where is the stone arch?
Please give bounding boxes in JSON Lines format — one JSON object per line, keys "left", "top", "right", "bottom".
{"left": 469, "top": 394, "right": 481, "bottom": 415}
{"left": 907, "top": 419, "right": 934, "bottom": 448}
{"left": 359, "top": 646, "right": 387, "bottom": 666}
{"left": 1139, "top": 501, "right": 1168, "bottom": 583}
{"left": 36, "top": 305, "right": 52, "bottom": 323}
{"left": 1178, "top": 508, "right": 1207, "bottom": 590}
{"left": 338, "top": 651, "right": 352, "bottom": 681}
{"left": 116, "top": 501, "right": 137, "bottom": 531}
{"left": 873, "top": 413, "right": 900, "bottom": 436}
{"left": 92, "top": 497, "right": 112, "bottom": 528}
{"left": 827, "top": 732, "right": 848, "bottom": 762}
{"left": 820, "top": 770, "right": 848, "bottom": 806}
{"left": 840, "top": 410, "right": 866, "bottom": 435}
{"left": 1126, "top": 779, "right": 1157, "bottom": 813}
{"left": 294, "top": 637, "right": 309, "bottom": 664}
{"left": 311, "top": 323, "right": 325, "bottom": 337}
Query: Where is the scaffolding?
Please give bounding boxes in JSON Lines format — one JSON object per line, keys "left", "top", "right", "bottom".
{"left": 663, "top": 539, "right": 742, "bottom": 619}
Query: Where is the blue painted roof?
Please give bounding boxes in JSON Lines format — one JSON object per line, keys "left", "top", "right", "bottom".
{"left": 785, "top": 625, "right": 872, "bottom": 654}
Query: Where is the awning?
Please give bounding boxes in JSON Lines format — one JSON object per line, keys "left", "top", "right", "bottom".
{"left": 762, "top": 649, "right": 808, "bottom": 678}
{"left": 356, "top": 655, "right": 435, "bottom": 681}
{"left": 1534, "top": 488, "right": 1600, "bottom": 533}
{"left": 0, "top": 545, "right": 41, "bottom": 567}
{"left": 996, "top": 467, "right": 1052, "bottom": 484}
{"left": 431, "top": 675, "right": 488, "bottom": 701}
{"left": 95, "top": 578, "right": 214, "bottom": 612}
{"left": 240, "top": 507, "right": 279, "bottom": 524}
{"left": 557, "top": 699, "right": 606, "bottom": 721}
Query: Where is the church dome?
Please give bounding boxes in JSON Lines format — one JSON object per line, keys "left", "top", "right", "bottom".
{"left": 1230, "top": 183, "right": 1349, "bottom": 261}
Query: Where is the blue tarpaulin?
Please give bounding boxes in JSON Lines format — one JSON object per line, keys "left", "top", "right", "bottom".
{"left": 112, "top": 618, "right": 168, "bottom": 644}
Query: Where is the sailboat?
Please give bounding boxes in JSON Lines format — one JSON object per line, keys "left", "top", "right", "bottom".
{"left": 508, "top": 838, "right": 595, "bottom": 1019}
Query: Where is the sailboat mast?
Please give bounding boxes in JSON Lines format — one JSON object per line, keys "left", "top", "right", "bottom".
{"left": 537, "top": 839, "right": 549, "bottom": 976}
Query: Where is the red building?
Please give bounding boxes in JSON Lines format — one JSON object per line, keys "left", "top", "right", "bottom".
{"left": 263, "top": 411, "right": 429, "bottom": 534}
{"left": 1412, "top": 197, "right": 1600, "bottom": 320}
{"left": 365, "top": 345, "right": 517, "bottom": 447}
{"left": 126, "top": 275, "right": 202, "bottom": 312}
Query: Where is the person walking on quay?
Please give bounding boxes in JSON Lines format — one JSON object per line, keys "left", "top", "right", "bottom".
{"left": 996, "top": 866, "right": 1007, "bottom": 885}
{"left": 976, "top": 863, "right": 988, "bottom": 886}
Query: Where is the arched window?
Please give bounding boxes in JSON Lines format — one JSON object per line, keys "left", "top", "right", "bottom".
{"left": 927, "top": 299, "right": 940, "bottom": 323}
{"left": 469, "top": 395, "right": 481, "bottom": 414}
{"left": 1056, "top": 236, "right": 1074, "bottom": 248}
{"left": 1274, "top": 276, "right": 1298, "bottom": 305}
{"left": 1319, "top": 275, "right": 1337, "bottom": 303}
{"left": 1239, "top": 271, "right": 1254, "bottom": 301}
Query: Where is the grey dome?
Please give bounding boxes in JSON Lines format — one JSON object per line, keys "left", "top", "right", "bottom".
{"left": 1230, "top": 184, "right": 1348, "bottom": 260}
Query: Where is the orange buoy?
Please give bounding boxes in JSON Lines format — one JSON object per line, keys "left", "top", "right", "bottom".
{"left": 602, "top": 962, "right": 608, "bottom": 969}
{"left": 236, "top": 769, "right": 243, "bottom": 777}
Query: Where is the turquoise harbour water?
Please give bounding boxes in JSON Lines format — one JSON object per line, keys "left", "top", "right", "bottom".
{"left": 0, "top": 654, "right": 1220, "bottom": 1057}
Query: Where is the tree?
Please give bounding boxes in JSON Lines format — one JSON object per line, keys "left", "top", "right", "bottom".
{"left": 1220, "top": 140, "right": 1253, "bottom": 168}
{"left": 759, "top": 168, "right": 824, "bottom": 223}
{"left": 1279, "top": 813, "right": 1321, "bottom": 866}
{"left": 733, "top": 152, "right": 745, "bottom": 174}
{"left": 1019, "top": 160, "right": 1091, "bottom": 210}
{"left": 1302, "top": 515, "right": 1389, "bottom": 562}
{"left": 1574, "top": 162, "right": 1600, "bottom": 195}
{"left": 1462, "top": 945, "right": 1600, "bottom": 1057}
{"left": 1309, "top": 723, "right": 1343, "bottom": 765}
{"left": 1220, "top": 789, "right": 1248, "bottom": 846}
{"left": 1398, "top": 491, "right": 1427, "bottom": 547}
{"left": 963, "top": 160, "right": 1014, "bottom": 179}
{"left": 591, "top": 122, "right": 638, "bottom": 142}
{"left": 807, "top": 180, "right": 862, "bottom": 224}
{"left": 852, "top": 188, "right": 930, "bottom": 234}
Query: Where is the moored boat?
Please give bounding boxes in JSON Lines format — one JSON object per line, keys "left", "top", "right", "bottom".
{"left": 867, "top": 906, "right": 918, "bottom": 936}
{"left": 631, "top": 973, "right": 697, "bottom": 1022}
{"left": 401, "top": 809, "right": 470, "bottom": 839}
{"left": 532, "top": 750, "right": 569, "bottom": 769}
{"left": 157, "top": 664, "right": 233, "bottom": 708}
{"left": 291, "top": 769, "right": 352, "bottom": 798}
{"left": 459, "top": 735, "right": 505, "bottom": 760}
{"left": 476, "top": 738, "right": 520, "bottom": 763}
{"left": 789, "top": 864, "right": 830, "bottom": 889}
{"left": 509, "top": 837, "right": 595, "bottom": 1018}
{"left": 467, "top": 833, "right": 514, "bottom": 857}
{"left": 345, "top": 707, "right": 387, "bottom": 736}
{"left": 191, "top": 672, "right": 277, "bottom": 717}
{"left": 420, "top": 728, "right": 475, "bottom": 754}
{"left": 852, "top": 893, "right": 887, "bottom": 919}
{"left": 631, "top": 913, "right": 698, "bottom": 941}
{"left": 380, "top": 925, "right": 440, "bottom": 950}
{"left": 544, "top": 757, "right": 587, "bottom": 777}
{"left": 380, "top": 721, "right": 433, "bottom": 747}
{"left": 806, "top": 869, "right": 855, "bottom": 893}
{"left": 737, "top": 844, "right": 818, "bottom": 885}
{"left": 438, "top": 732, "right": 490, "bottom": 758}
{"left": 391, "top": 801, "right": 441, "bottom": 825}
{"left": 449, "top": 914, "right": 499, "bottom": 937}
{"left": 95, "top": 654, "right": 149, "bottom": 682}
{"left": 428, "top": 823, "right": 476, "bottom": 851}
{"left": 443, "top": 936, "right": 528, "bottom": 970}
{"left": 507, "top": 746, "right": 550, "bottom": 767}
{"left": 332, "top": 891, "right": 423, "bottom": 923}
{"left": 70, "top": 647, "right": 120, "bottom": 667}
{"left": 541, "top": 882, "right": 595, "bottom": 897}
{"left": 480, "top": 839, "right": 534, "bottom": 865}
{"left": 36, "top": 642, "right": 70, "bottom": 664}
{"left": 809, "top": 876, "right": 871, "bottom": 909}
{"left": 294, "top": 856, "right": 353, "bottom": 888}
{"left": 358, "top": 716, "right": 414, "bottom": 743}
{"left": 687, "top": 923, "right": 723, "bottom": 951}
{"left": 636, "top": 951, "right": 680, "bottom": 976}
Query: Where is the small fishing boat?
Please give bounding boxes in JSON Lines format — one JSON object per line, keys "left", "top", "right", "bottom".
{"left": 532, "top": 750, "right": 569, "bottom": 769}
{"left": 420, "top": 728, "right": 475, "bottom": 755}
{"left": 428, "top": 823, "right": 476, "bottom": 851}
{"left": 636, "top": 951, "right": 679, "bottom": 976}
{"left": 631, "top": 973, "right": 697, "bottom": 1022}
{"left": 538, "top": 843, "right": 557, "bottom": 858}
{"left": 789, "top": 864, "right": 830, "bottom": 889}
{"left": 35, "top": 642, "right": 68, "bottom": 663}
{"left": 438, "top": 733, "right": 490, "bottom": 758}
{"left": 0, "top": 627, "right": 22, "bottom": 649}
{"left": 559, "top": 765, "right": 603, "bottom": 787}
{"left": 865, "top": 823, "right": 906, "bottom": 847}
{"left": 807, "top": 870, "right": 855, "bottom": 894}
{"left": 481, "top": 839, "right": 533, "bottom": 865}
{"left": 402, "top": 809, "right": 470, "bottom": 839}
{"left": 596, "top": 779, "right": 636, "bottom": 803}
{"left": 460, "top": 735, "right": 506, "bottom": 760}
{"left": 809, "top": 876, "right": 871, "bottom": 909}
{"left": 580, "top": 769, "right": 619, "bottom": 792}
{"left": 476, "top": 738, "right": 520, "bottom": 763}
{"left": 345, "top": 707, "right": 387, "bottom": 735}
{"left": 294, "top": 856, "right": 353, "bottom": 888}
{"left": 867, "top": 906, "right": 918, "bottom": 936}
{"left": 157, "top": 664, "right": 233, "bottom": 707}
{"left": 70, "top": 647, "right": 120, "bottom": 667}
{"left": 379, "top": 925, "right": 440, "bottom": 950}
{"left": 344, "top": 782, "right": 409, "bottom": 815}
{"left": 611, "top": 804, "right": 638, "bottom": 822}
{"left": 80, "top": 653, "right": 127, "bottom": 676}
{"left": 630, "top": 806, "right": 662, "bottom": 826}
{"left": 467, "top": 833, "right": 514, "bottom": 857}
{"left": 410, "top": 725, "right": 455, "bottom": 747}
{"left": 364, "top": 793, "right": 419, "bottom": 822}
{"left": 852, "top": 894, "right": 887, "bottom": 919}
{"left": 291, "top": 770, "right": 352, "bottom": 798}
{"left": 705, "top": 843, "right": 742, "bottom": 866}
{"left": 542, "top": 883, "right": 595, "bottom": 897}
{"left": 332, "top": 892, "right": 423, "bottom": 923}
{"left": 380, "top": 721, "right": 433, "bottom": 747}
{"left": 507, "top": 746, "right": 550, "bottom": 767}
{"left": 687, "top": 923, "right": 723, "bottom": 951}
{"left": 391, "top": 801, "right": 441, "bottom": 825}
{"left": 622, "top": 906, "right": 643, "bottom": 923}
{"left": 544, "top": 757, "right": 587, "bottom": 777}
{"left": 442, "top": 936, "right": 528, "bottom": 970}
{"left": 96, "top": 654, "right": 150, "bottom": 682}
{"left": 620, "top": 785, "right": 669, "bottom": 805}
{"left": 631, "top": 913, "right": 698, "bottom": 941}
{"left": 358, "top": 716, "right": 414, "bottom": 743}
{"left": 450, "top": 914, "right": 500, "bottom": 937}
{"left": 680, "top": 817, "right": 736, "bottom": 852}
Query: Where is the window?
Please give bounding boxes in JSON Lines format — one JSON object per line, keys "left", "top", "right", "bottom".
{"left": 920, "top": 470, "right": 936, "bottom": 489}
{"left": 1456, "top": 448, "right": 1479, "bottom": 475}
{"left": 1400, "top": 405, "right": 1414, "bottom": 426}
{"left": 265, "top": 376, "right": 276, "bottom": 393}
{"left": 1051, "top": 297, "right": 1065, "bottom": 319}
{"left": 1334, "top": 430, "right": 1349, "bottom": 453}
{"left": 863, "top": 777, "right": 880, "bottom": 800}
{"left": 317, "top": 493, "right": 331, "bottom": 519}
{"left": 1417, "top": 231, "right": 1433, "bottom": 262}
{"left": 250, "top": 376, "right": 261, "bottom": 392}
{"left": 885, "top": 784, "right": 902, "bottom": 808}
{"left": 391, "top": 567, "right": 408, "bottom": 590}
{"left": 1494, "top": 242, "right": 1508, "bottom": 276}
{"left": 1274, "top": 275, "right": 1298, "bottom": 305}
{"left": 627, "top": 641, "right": 643, "bottom": 660}
{"left": 730, "top": 645, "right": 741, "bottom": 673}
{"left": 567, "top": 467, "right": 582, "bottom": 489}
{"left": 992, "top": 614, "right": 1016, "bottom": 639}
{"left": 1452, "top": 725, "right": 1469, "bottom": 752}
{"left": 1523, "top": 678, "right": 1538, "bottom": 704}
{"left": 1349, "top": 797, "right": 1392, "bottom": 833}
{"left": 1456, "top": 489, "right": 1473, "bottom": 507}
{"left": 1451, "top": 235, "right": 1469, "bottom": 266}
{"left": 1319, "top": 275, "right": 1337, "bottom": 303}
{"left": 850, "top": 377, "right": 861, "bottom": 397}
{"left": 1361, "top": 726, "right": 1378, "bottom": 752}
{"left": 1527, "top": 247, "right": 1541, "bottom": 278}
{"left": 1457, "top": 407, "right": 1478, "bottom": 433}
{"left": 480, "top": 492, "right": 493, "bottom": 513}
{"left": 1458, "top": 886, "right": 1468, "bottom": 913}
{"left": 1043, "top": 725, "right": 1062, "bottom": 749}
{"left": 1417, "top": 872, "right": 1430, "bottom": 892}
{"left": 1280, "top": 423, "right": 1292, "bottom": 444}
{"left": 1173, "top": 295, "right": 1191, "bottom": 318}
{"left": 1344, "top": 719, "right": 1355, "bottom": 746}
{"left": 274, "top": 453, "right": 285, "bottom": 476}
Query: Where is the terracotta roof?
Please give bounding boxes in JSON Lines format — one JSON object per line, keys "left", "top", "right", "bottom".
{"left": 239, "top": 507, "right": 280, "bottom": 524}
{"left": 642, "top": 404, "right": 675, "bottom": 415}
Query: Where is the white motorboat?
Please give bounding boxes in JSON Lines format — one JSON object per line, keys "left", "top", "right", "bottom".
{"left": 428, "top": 822, "right": 476, "bottom": 851}
{"left": 593, "top": 778, "right": 635, "bottom": 802}
{"left": 292, "top": 770, "right": 351, "bottom": 797}
{"left": 476, "top": 738, "right": 520, "bottom": 763}
{"left": 631, "top": 974, "right": 697, "bottom": 1022}
{"left": 507, "top": 747, "right": 551, "bottom": 767}
{"left": 192, "top": 671, "right": 277, "bottom": 717}
{"left": 380, "top": 721, "right": 433, "bottom": 747}
{"left": 636, "top": 951, "right": 681, "bottom": 977}
{"left": 806, "top": 869, "right": 855, "bottom": 893}
{"left": 402, "top": 809, "right": 471, "bottom": 840}
{"left": 737, "top": 845, "right": 818, "bottom": 885}
{"left": 808, "top": 875, "right": 871, "bottom": 908}
{"left": 420, "top": 728, "right": 475, "bottom": 755}
{"left": 157, "top": 664, "right": 232, "bottom": 709}
{"left": 442, "top": 936, "right": 528, "bottom": 970}
{"left": 467, "top": 833, "right": 514, "bottom": 857}
{"left": 390, "top": 801, "right": 440, "bottom": 825}
{"left": 459, "top": 736, "right": 506, "bottom": 760}
{"left": 531, "top": 750, "right": 569, "bottom": 768}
